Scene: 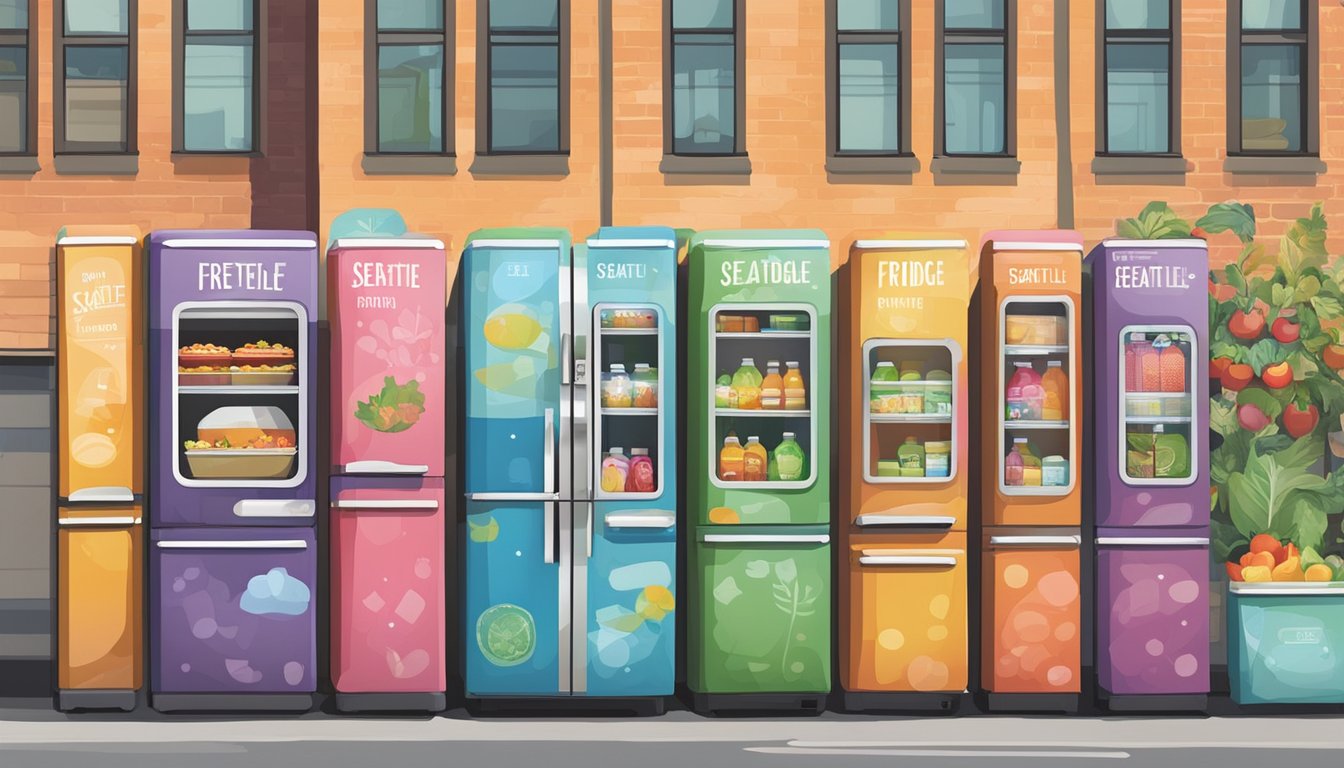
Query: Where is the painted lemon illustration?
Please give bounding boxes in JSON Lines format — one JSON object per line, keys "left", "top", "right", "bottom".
{"left": 71, "top": 432, "right": 117, "bottom": 469}
{"left": 636, "top": 585, "right": 676, "bottom": 621}
{"left": 476, "top": 604, "right": 536, "bottom": 667}
{"left": 483, "top": 307, "right": 542, "bottom": 350}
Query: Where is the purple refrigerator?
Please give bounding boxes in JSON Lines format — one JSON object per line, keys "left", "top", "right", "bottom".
{"left": 1088, "top": 238, "right": 1209, "bottom": 711}
{"left": 148, "top": 231, "right": 319, "bottom": 712}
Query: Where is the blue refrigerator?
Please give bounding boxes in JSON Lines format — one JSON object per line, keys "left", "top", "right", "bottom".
{"left": 462, "top": 227, "right": 678, "bottom": 712}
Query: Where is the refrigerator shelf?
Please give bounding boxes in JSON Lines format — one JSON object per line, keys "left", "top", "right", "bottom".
{"left": 600, "top": 407, "right": 659, "bottom": 416}
{"left": 1003, "top": 344, "right": 1069, "bottom": 356}
{"left": 869, "top": 412, "right": 953, "bottom": 424}
{"left": 179, "top": 385, "right": 300, "bottom": 395}
{"left": 714, "top": 331, "right": 811, "bottom": 340}
{"left": 715, "top": 408, "right": 810, "bottom": 418}
{"left": 1004, "top": 419, "right": 1070, "bottom": 430}
{"left": 1124, "top": 391, "right": 1188, "bottom": 399}
{"left": 597, "top": 327, "right": 659, "bottom": 336}
{"left": 1124, "top": 415, "right": 1192, "bottom": 424}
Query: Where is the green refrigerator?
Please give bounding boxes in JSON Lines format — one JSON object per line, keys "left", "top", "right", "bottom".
{"left": 686, "top": 230, "right": 833, "bottom": 714}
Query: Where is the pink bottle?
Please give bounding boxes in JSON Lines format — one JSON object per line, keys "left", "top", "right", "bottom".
{"left": 1005, "top": 439, "right": 1026, "bottom": 486}
{"left": 626, "top": 448, "right": 656, "bottom": 493}
{"left": 1006, "top": 362, "right": 1045, "bottom": 420}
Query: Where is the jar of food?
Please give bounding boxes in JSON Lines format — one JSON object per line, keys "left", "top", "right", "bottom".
{"left": 601, "top": 363, "right": 632, "bottom": 408}
{"left": 632, "top": 363, "right": 658, "bottom": 408}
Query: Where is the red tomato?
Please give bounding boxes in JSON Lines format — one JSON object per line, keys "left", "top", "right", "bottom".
{"left": 1283, "top": 402, "right": 1320, "bottom": 439}
{"left": 1220, "top": 363, "right": 1254, "bottom": 391}
{"left": 1228, "top": 310, "right": 1266, "bottom": 340}
{"left": 1261, "top": 361, "right": 1293, "bottom": 389}
{"left": 1324, "top": 345, "right": 1344, "bottom": 371}
{"left": 1271, "top": 317, "right": 1301, "bottom": 344}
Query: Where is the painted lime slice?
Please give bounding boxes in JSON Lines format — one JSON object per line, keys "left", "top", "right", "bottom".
{"left": 476, "top": 604, "right": 536, "bottom": 667}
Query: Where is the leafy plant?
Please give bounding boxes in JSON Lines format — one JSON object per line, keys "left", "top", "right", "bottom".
{"left": 770, "top": 558, "right": 818, "bottom": 672}
{"left": 355, "top": 376, "right": 426, "bottom": 433}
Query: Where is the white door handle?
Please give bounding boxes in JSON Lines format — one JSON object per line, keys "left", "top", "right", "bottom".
{"left": 859, "top": 555, "right": 959, "bottom": 567}
{"left": 332, "top": 499, "right": 439, "bottom": 510}
{"left": 605, "top": 513, "right": 675, "bottom": 529}
{"left": 989, "top": 535, "right": 1081, "bottom": 547}
{"left": 701, "top": 534, "right": 830, "bottom": 544}
{"left": 156, "top": 539, "right": 308, "bottom": 550}
{"left": 856, "top": 514, "right": 956, "bottom": 527}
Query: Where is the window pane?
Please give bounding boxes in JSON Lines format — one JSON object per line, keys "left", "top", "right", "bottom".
{"left": 0, "top": 45, "right": 25, "bottom": 152}
{"left": 187, "top": 0, "right": 253, "bottom": 31}
{"left": 672, "top": 38, "right": 734, "bottom": 154}
{"left": 1105, "top": 0, "right": 1169, "bottom": 30}
{"left": 64, "top": 45, "right": 127, "bottom": 146}
{"left": 183, "top": 41, "right": 253, "bottom": 151}
{"left": 944, "top": 0, "right": 1003, "bottom": 29}
{"left": 1242, "top": 0, "right": 1302, "bottom": 31}
{"left": 377, "top": 43, "right": 444, "bottom": 153}
{"left": 377, "top": 0, "right": 441, "bottom": 31}
{"left": 1105, "top": 43, "right": 1169, "bottom": 153}
{"left": 1241, "top": 44, "right": 1302, "bottom": 152}
{"left": 65, "top": 0, "right": 128, "bottom": 35}
{"left": 490, "top": 44, "right": 559, "bottom": 152}
{"left": 489, "top": 0, "right": 558, "bottom": 30}
{"left": 0, "top": 0, "right": 26, "bottom": 30}
{"left": 672, "top": 0, "right": 732, "bottom": 30}
{"left": 838, "top": 0, "right": 899, "bottom": 31}
{"left": 943, "top": 42, "right": 1004, "bottom": 153}
{"left": 838, "top": 43, "right": 899, "bottom": 152}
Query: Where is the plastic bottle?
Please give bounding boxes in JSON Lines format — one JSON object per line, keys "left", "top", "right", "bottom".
{"left": 783, "top": 361, "right": 807, "bottom": 410}
{"left": 1042, "top": 455, "right": 1069, "bottom": 487}
{"left": 732, "top": 358, "right": 763, "bottom": 410}
{"left": 1005, "top": 362, "right": 1043, "bottom": 421}
{"left": 775, "top": 432, "right": 805, "bottom": 481}
{"left": 760, "top": 361, "right": 784, "bottom": 410}
{"left": 870, "top": 361, "right": 899, "bottom": 413}
{"left": 1005, "top": 439, "right": 1026, "bottom": 486}
{"left": 924, "top": 369, "right": 952, "bottom": 416}
{"left": 719, "top": 435, "right": 744, "bottom": 482}
{"left": 632, "top": 363, "right": 658, "bottom": 408}
{"left": 600, "top": 448, "right": 630, "bottom": 493}
{"left": 1021, "top": 441, "right": 1043, "bottom": 486}
{"left": 1041, "top": 360, "right": 1069, "bottom": 421}
{"left": 602, "top": 363, "right": 632, "bottom": 408}
{"left": 626, "top": 448, "right": 656, "bottom": 492}
{"left": 1159, "top": 344, "right": 1187, "bottom": 393}
{"left": 715, "top": 373, "right": 735, "bottom": 409}
{"left": 897, "top": 436, "right": 926, "bottom": 478}
{"left": 743, "top": 436, "right": 767, "bottom": 481}
{"left": 925, "top": 440, "right": 951, "bottom": 478}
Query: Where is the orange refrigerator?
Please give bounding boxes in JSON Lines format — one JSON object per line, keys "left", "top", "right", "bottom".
{"left": 838, "top": 235, "right": 971, "bottom": 713}
{"left": 976, "top": 231, "right": 1084, "bottom": 713}
{"left": 56, "top": 230, "right": 144, "bottom": 711}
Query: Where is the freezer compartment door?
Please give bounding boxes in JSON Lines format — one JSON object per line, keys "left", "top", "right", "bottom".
{"left": 1228, "top": 587, "right": 1344, "bottom": 704}
{"left": 579, "top": 502, "right": 676, "bottom": 697}
{"left": 57, "top": 507, "right": 143, "bottom": 691}
{"left": 464, "top": 500, "right": 565, "bottom": 696}
{"left": 330, "top": 478, "right": 446, "bottom": 694}
{"left": 982, "top": 533, "right": 1081, "bottom": 694}
{"left": 151, "top": 527, "right": 316, "bottom": 694}
{"left": 691, "top": 526, "right": 831, "bottom": 694}
{"left": 1096, "top": 536, "right": 1209, "bottom": 695}
{"left": 845, "top": 531, "right": 968, "bottom": 694}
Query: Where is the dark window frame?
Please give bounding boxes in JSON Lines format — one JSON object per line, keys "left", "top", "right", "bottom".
{"left": 826, "top": 0, "right": 912, "bottom": 161}
{"left": 662, "top": 0, "right": 746, "bottom": 160}
{"left": 934, "top": 0, "right": 1016, "bottom": 160}
{"left": 1227, "top": 0, "right": 1317, "bottom": 158}
{"left": 172, "top": 0, "right": 264, "bottom": 155}
{"left": 364, "top": 0, "right": 454, "bottom": 162}
{"left": 0, "top": 0, "right": 35, "bottom": 157}
{"left": 475, "top": 0, "right": 569, "bottom": 158}
{"left": 53, "top": 0, "right": 139, "bottom": 155}
{"left": 1095, "top": 0, "right": 1180, "bottom": 158}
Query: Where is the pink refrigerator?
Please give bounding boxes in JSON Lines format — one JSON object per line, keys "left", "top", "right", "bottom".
{"left": 327, "top": 235, "right": 449, "bottom": 712}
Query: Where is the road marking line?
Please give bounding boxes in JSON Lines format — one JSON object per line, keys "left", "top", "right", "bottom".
{"left": 747, "top": 747, "right": 1129, "bottom": 759}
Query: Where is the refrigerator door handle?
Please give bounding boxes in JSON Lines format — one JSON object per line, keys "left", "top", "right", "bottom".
{"left": 586, "top": 502, "right": 594, "bottom": 559}
{"left": 331, "top": 499, "right": 439, "bottom": 510}
{"left": 544, "top": 499, "right": 557, "bottom": 564}
{"left": 1096, "top": 536, "right": 1210, "bottom": 547}
{"left": 605, "top": 512, "right": 676, "bottom": 529}
{"left": 66, "top": 487, "right": 135, "bottom": 503}
{"left": 858, "top": 555, "right": 959, "bottom": 567}
{"left": 464, "top": 492, "right": 561, "bottom": 502}
{"left": 155, "top": 540, "right": 308, "bottom": 550}
{"left": 989, "top": 535, "right": 1082, "bottom": 548}
{"left": 701, "top": 533, "right": 831, "bottom": 544}
{"left": 856, "top": 514, "right": 956, "bottom": 527}
{"left": 544, "top": 406, "right": 556, "bottom": 495}
{"left": 561, "top": 331, "right": 572, "bottom": 385}
{"left": 58, "top": 516, "right": 142, "bottom": 527}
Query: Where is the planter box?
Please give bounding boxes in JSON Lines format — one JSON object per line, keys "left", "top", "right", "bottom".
{"left": 1228, "top": 582, "right": 1344, "bottom": 704}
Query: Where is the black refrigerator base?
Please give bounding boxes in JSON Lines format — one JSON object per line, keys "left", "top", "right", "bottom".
{"left": 692, "top": 692, "right": 826, "bottom": 716}
{"left": 985, "top": 692, "right": 1079, "bottom": 713}
{"left": 57, "top": 689, "right": 137, "bottom": 712}
{"left": 152, "top": 693, "right": 314, "bottom": 713}
{"left": 335, "top": 692, "right": 447, "bottom": 713}
{"left": 838, "top": 690, "right": 963, "bottom": 714}
{"left": 467, "top": 696, "right": 667, "bottom": 717}
{"left": 1100, "top": 690, "right": 1208, "bottom": 713}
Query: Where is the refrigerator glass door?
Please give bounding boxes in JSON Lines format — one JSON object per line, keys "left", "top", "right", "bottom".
{"left": 465, "top": 243, "right": 562, "bottom": 495}
{"left": 331, "top": 480, "right": 446, "bottom": 694}
{"left": 152, "top": 528, "right": 316, "bottom": 694}
{"left": 998, "top": 297, "right": 1077, "bottom": 497}
{"left": 464, "top": 500, "right": 564, "bottom": 695}
{"left": 984, "top": 536, "right": 1081, "bottom": 693}
{"left": 592, "top": 303, "right": 664, "bottom": 500}
{"left": 862, "top": 339, "right": 960, "bottom": 486}
{"left": 580, "top": 502, "right": 676, "bottom": 696}
{"left": 695, "top": 528, "right": 831, "bottom": 693}
{"left": 58, "top": 508, "right": 142, "bottom": 690}
{"left": 172, "top": 303, "right": 307, "bottom": 488}
{"left": 846, "top": 533, "right": 968, "bottom": 693}
{"left": 1118, "top": 325, "right": 1197, "bottom": 486}
{"left": 709, "top": 304, "right": 818, "bottom": 490}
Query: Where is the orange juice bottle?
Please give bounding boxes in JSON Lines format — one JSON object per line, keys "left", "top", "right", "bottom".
{"left": 1040, "top": 360, "right": 1069, "bottom": 421}
{"left": 783, "top": 361, "right": 806, "bottom": 410}
{"left": 719, "top": 435, "right": 744, "bottom": 482}
{"left": 760, "top": 361, "right": 784, "bottom": 410}
{"left": 743, "top": 436, "right": 767, "bottom": 481}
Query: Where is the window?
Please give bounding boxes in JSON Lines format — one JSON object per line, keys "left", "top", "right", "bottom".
{"left": 830, "top": 0, "right": 908, "bottom": 158}
{"left": 176, "top": 0, "right": 258, "bottom": 153}
{"left": 1098, "top": 0, "right": 1176, "bottom": 156}
{"left": 367, "top": 0, "right": 451, "bottom": 156}
{"left": 480, "top": 0, "right": 565, "bottom": 155}
{"left": 0, "top": 0, "right": 31, "bottom": 155}
{"left": 936, "top": 0, "right": 1013, "bottom": 157}
{"left": 55, "top": 0, "right": 136, "bottom": 154}
{"left": 1229, "top": 0, "right": 1315, "bottom": 156}
{"left": 666, "top": 0, "right": 742, "bottom": 157}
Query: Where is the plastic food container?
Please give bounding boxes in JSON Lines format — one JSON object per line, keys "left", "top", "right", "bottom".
{"left": 925, "top": 441, "right": 951, "bottom": 478}
{"left": 769, "top": 313, "right": 808, "bottom": 332}
{"left": 178, "top": 369, "right": 232, "bottom": 386}
{"left": 230, "top": 367, "right": 297, "bottom": 386}
{"left": 185, "top": 448, "right": 298, "bottom": 479}
{"left": 1004, "top": 315, "right": 1067, "bottom": 346}
{"left": 601, "top": 364, "right": 633, "bottom": 408}
{"left": 717, "top": 315, "right": 745, "bottom": 333}
{"left": 877, "top": 459, "right": 902, "bottom": 477}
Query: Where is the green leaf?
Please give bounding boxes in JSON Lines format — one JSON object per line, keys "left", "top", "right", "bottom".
{"left": 1279, "top": 204, "right": 1329, "bottom": 281}
{"left": 1237, "top": 387, "right": 1284, "bottom": 421}
{"left": 1211, "top": 518, "right": 1247, "bottom": 563}
{"left": 1227, "top": 448, "right": 1329, "bottom": 540}
{"left": 1302, "top": 545, "right": 1327, "bottom": 571}
{"left": 1238, "top": 243, "right": 1275, "bottom": 275}
{"left": 1311, "top": 295, "right": 1344, "bottom": 321}
{"left": 1198, "top": 202, "right": 1257, "bottom": 243}
{"left": 1244, "top": 339, "right": 1283, "bottom": 376}
{"left": 1209, "top": 396, "right": 1240, "bottom": 437}
{"left": 1210, "top": 341, "right": 1245, "bottom": 364}
{"left": 1294, "top": 275, "right": 1322, "bottom": 305}
{"left": 1285, "top": 493, "right": 1329, "bottom": 552}
{"left": 1270, "top": 282, "right": 1293, "bottom": 310}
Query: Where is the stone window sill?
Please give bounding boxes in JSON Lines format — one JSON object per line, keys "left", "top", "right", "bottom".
{"left": 1224, "top": 155, "right": 1326, "bottom": 176}
{"left": 55, "top": 154, "right": 138, "bottom": 176}
{"left": 659, "top": 153, "right": 752, "bottom": 176}
{"left": 0, "top": 156, "right": 40, "bottom": 174}
{"left": 826, "top": 154, "right": 920, "bottom": 181}
{"left": 469, "top": 153, "right": 569, "bottom": 177}
{"left": 362, "top": 154, "right": 458, "bottom": 175}
{"left": 930, "top": 155, "right": 1020, "bottom": 185}
{"left": 1092, "top": 155, "right": 1188, "bottom": 177}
